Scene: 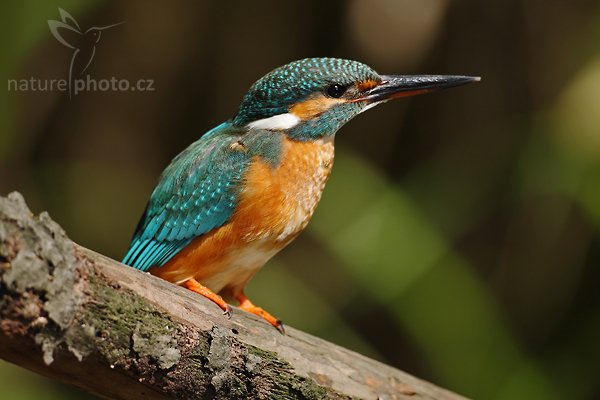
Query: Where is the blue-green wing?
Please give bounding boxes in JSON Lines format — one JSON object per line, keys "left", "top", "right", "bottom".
{"left": 122, "top": 123, "right": 249, "bottom": 271}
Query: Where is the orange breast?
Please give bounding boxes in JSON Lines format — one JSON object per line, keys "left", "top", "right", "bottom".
{"left": 151, "top": 135, "right": 335, "bottom": 296}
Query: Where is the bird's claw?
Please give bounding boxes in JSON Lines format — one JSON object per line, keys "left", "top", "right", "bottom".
{"left": 275, "top": 319, "right": 286, "bottom": 335}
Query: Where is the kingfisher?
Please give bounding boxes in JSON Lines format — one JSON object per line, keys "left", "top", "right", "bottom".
{"left": 122, "top": 58, "right": 479, "bottom": 333}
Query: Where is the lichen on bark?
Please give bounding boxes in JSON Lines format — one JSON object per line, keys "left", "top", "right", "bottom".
{"left": 0, "top": 192, "right": 465, "bottom": 400}
{"left": 84, "top": 275, "right": 182, "bottom": 369}
{"left": 0, "top": 192, "right": 83, "bottom": 364}
{"left": 0, "top": 192, "right": 343, "bottom": 399}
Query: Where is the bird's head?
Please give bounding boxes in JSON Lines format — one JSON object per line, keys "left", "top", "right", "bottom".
{"left": 232, "top": 58, "right": 479, "bottom": 141}
{"left": 85, "top": 22, "right": 124, "bottom": 44}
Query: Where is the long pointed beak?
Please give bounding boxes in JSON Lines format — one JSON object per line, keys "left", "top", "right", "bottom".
{"left": 361, "top": 75, "right": 480, "bottom": 103}
{"left": 97, "top": 21, "right": 125, "bottom": 30}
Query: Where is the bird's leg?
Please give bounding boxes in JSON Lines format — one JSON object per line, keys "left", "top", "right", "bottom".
{"left": 183, "top": 278, "right": 231, "bottom": 318}
{"left": 235, "top": 292, "right": 285, "bottom": 334}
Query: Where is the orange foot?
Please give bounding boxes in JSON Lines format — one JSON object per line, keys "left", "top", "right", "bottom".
{"left": 235, "top": 292, "right": 285, "bottom": 334}
{"left": 183, "top": 278, "right": 231, "bottom": 318}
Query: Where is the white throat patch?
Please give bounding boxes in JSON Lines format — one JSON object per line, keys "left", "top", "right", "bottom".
{"left": 246, "top": 113, "right": 300, "bottom": 130}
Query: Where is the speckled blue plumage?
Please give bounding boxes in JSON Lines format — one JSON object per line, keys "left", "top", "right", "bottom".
{"left": 234, "top": 58, "right": 379, "bottom": 126}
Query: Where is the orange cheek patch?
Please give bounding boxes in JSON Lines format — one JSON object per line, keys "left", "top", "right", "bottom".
{"left": 357, "top": 79, "right": 379, "bottom": 91}
{"left": 289, "top": 94, "right": 343, "bottom": 120}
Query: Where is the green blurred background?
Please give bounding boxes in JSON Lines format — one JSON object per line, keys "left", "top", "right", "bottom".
{"left": 2, "top": 0, "right": 600, "bottom": 399}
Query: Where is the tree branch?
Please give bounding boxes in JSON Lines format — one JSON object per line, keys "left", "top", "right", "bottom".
{"left": 0, "top": 192, "right": 465, "bottom": 400}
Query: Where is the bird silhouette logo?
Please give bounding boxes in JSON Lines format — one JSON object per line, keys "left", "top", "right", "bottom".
{"left": 48, "top": 8, "right": 123, "bottom": 98}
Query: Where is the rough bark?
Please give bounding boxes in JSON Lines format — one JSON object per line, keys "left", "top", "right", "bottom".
{"left": 0, "top": 192, "right": 465, "bottom": 400}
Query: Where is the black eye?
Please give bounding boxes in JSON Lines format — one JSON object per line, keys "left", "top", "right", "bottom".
{"left": 326, "top": 84, "right": 346, "bottom": 98}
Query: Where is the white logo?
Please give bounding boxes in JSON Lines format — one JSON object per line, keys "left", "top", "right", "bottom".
{"left": 48, "top": 8, "right": 123, "bottom": 97}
